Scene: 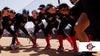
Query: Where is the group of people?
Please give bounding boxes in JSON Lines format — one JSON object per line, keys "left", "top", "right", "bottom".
{"left": 0, "top": 3, "right": 77, "bottom": 51}
{"left": 0, "top": 0, "right": 100, "bottom": 56}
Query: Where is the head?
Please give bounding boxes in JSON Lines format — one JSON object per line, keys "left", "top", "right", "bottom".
{"left": 22, "top": 9, "right": 29, "bottom": 17}
{"left": 9, "top": 10, "right": 16, "bottom": 19}
{"left": 58, "top": 3, "right": 70, "bottom": 15}
{"left": 38, "top": 4, "right": 45, "bottom": 13}
{"left": 2, "top": 7, "right": 10, "bottom": 16}
{"left": 45, "top": 4, "right": 56, "bottom": 14}
{"left": 70, "top": 0, "right": 77, "bottom": 4}
{"left": 31, "top": 10, "right": 38, "bottom": 19}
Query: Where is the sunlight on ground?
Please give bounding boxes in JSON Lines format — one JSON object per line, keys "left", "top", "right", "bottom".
{"left": 0, "top": 37, "right": 100, "bottom": 56}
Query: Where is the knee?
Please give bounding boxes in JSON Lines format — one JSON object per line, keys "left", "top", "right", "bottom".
{"left": 74, "top": 24, "right": 83, "bottom": 33}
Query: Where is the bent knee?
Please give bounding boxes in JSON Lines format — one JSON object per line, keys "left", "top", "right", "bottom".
{"left": 74, "top": 25, "right": 83, "bottom": 33}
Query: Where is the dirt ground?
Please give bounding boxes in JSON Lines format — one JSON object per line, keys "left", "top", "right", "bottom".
{"left": 0, "top": 37, "right": 100, "bottom": 56}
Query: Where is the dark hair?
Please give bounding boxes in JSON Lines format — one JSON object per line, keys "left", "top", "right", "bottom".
{"left": 58, "top": 3, "right": 69, "bottom": 10}
{"left": 10, "top": 10, "right": 16, "bottom": 14}
{"left": 2, "top": 7, "right": 10, "bottom": 13}
{"left": 31, "top": 10, "right": 38, "bottom": 15}
{"left": 45, "top": 4, "right": 54, "bottom": 11}
{"left": 22, "top": 9, "right": 29, "bottom": 14}
{"left": 38, "top": 4, "right": 45, "bottom": 10}
{"left": 2, "top": 7, "right": 10, "bottom": 10}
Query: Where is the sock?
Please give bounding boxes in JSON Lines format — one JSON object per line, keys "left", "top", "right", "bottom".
{"left": 71, "top": 36, "right": 78, "bottom": 51}
{"left": 45, "top": 36, "right": 50, "bottom": 46}
{"left": 66, "top": 36, "right": 74, "bottom": 47}
{"left": 16, "top": 38, "right": 20, "bottom": 44}
{"left": 57, "top": 35, "right": 63, "bottom": 47}
{"left": 33, "top": 37, "right": 37, "bottom": 45}
{"left": 88, "top": 34, "right": 93, "bottom": 41}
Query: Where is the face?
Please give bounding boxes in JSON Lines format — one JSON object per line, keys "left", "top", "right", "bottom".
{"left": 32, "top": 11, "right": 38, "bottom": 19}
{"left": 23, "top": 13, "right": 28, "bottom": 18}
{"left": 9, "top": 13, "right": 15, "bottom": 19}
{"left": 3, "top": 10, "right": 10, "bottom": 16}
{"left": 48, "top": 7, "right": 56, "bottom": 14}
{"left": 40, "top": 8, "right": 45, "bottom": 13}
{"left": 60, "top": 7, "right": 70, "bottom": 15}
{"left": 70, "top": 0, "right": 77, "bottom": 4}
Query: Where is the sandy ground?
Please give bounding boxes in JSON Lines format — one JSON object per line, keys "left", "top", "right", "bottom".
{"left": 0, "top": 37, "right": 100, "bottom": 56}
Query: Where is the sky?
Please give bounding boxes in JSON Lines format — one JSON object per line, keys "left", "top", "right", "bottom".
{"left": 0, "top": 0, "right": 74, "bottom": 28}
{"left": 0, "top": 0, "right": 33, "bottom": 11}
{"left": 0, "top": 0, "right": 74, "bottom": 13}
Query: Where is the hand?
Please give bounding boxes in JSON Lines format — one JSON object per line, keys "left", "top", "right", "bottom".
{"left": 20, "top": 23, "right": 24, "bottom": 27}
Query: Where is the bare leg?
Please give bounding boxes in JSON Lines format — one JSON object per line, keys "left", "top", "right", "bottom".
{"left": 74, "top": 12, "right": 90, "bottom": 42}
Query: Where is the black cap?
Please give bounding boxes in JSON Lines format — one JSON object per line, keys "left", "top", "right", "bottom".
{"left": 45, "top": 4, "right": 54, "bottom": 11}
{"left": 22, "top": 9, "right": 29, "bottom": 14}
{"left": 2, "top": 7, "right": 10, "bottom": 10}
{"left": 58, "top": 3, "right": 69, "bottom": 10}
{"left": 38, "top": 4, "right": 45, "bottom": 10}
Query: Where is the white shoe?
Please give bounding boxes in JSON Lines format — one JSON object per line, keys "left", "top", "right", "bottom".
{"left": 10, "top": 44, "right": 19, "bottom": 50}
{"left": 10, "top": 44, "right": 15, "bottom": 50}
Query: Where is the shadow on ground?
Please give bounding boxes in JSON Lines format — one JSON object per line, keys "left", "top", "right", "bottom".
{"left": 29, "top": 48, "right": 73, "bottom": 56}
{"left": 0, "top": 45, "right": 73, "bottom": 56}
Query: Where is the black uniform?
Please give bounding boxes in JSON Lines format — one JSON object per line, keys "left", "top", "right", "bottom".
{"left": 71, "top": 1, "right": 100, "bottom": 55}
{"left": 44, "top": 13, "right": 58, "bottom": 36}
{"left": 69, "top": 1, "right": 82, "bottom": 37}
{"left": 80, "top": 0, "right": 100, "bottom": 41}
{"left": 57, "top": 14, "right": 73, "bottom": 37}
{"left": 0, "top": 11, "right": 2, "bottom": 30}
{"left": 29, "top": 16, "right": 45, "bottom": 37}
{"left": 39, "top": 12, "right": 46, "bottom": 20}
{"left": 71, "top": 0, "right": 100, "bottom": 41}
{"left": 14, "top": 13, "right": 29, "bottom": 35}
{"left": 14, "top": 13, "right": 34, "bottom": 44}
{"left": 0, "top": 16, "right": 17, "bottom": 44}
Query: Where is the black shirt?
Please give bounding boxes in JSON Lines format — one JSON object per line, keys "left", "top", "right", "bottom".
{"left": 14, "top": 13, "right": 30, "bottom": 26}
{"left": 2, "top": 16, "right": 15, "bottom": 28}
{"left": 30, "top": 16, "right": 43, "bottom": 27}
{"left": 45, "top": 13, "right": 57, "bottom": 25}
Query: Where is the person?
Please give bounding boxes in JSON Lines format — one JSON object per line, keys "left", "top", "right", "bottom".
{"left": 0, "top": 10, "right": 1, "bottom": 19}
{"left": 29, "top": 10, "right": 45, "bottom": 47}
{"left": 70, "top": 0, "right": 90, "bottom": 42}
{"left": 14, "top": 9, "right": 34, "bottom": 47}
{"left": 70, "top": 0, "right": 100, "bottom": 56}
{"left": 0, "top": 10, "right": 2, "bottom": 49}
{"left": 44, "top": 4, "right": 59, "bottom": 49}
{"left": 71, "top": 0, "right": 98, "bottom": 41}
{"left": 9, "top": 10, "right": 22, "bottom": 47}
{"left": 38, "top": 4, "right": 46, "bottom": 20}
{"left": 0, "top": 7, "right": 18, "bottom": 50}
{"left": 69, "top": 0, "right": 84, "bottom": 51}
{"left": 0, "top": 10, "right": 2, "bottom": 32}
{"left": 57, "top": 3, "right": 77, "bottom": 51}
